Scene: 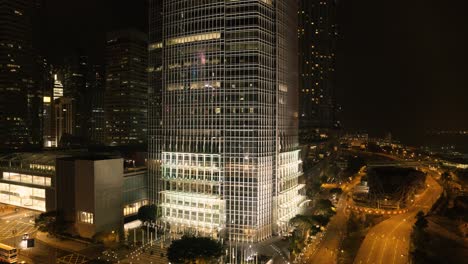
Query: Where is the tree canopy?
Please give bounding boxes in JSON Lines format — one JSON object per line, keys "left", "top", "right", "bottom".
{"left": 330, "top": 187, "right": 343, "bottom": 195}
{"left": 167, "top": 236, "right": 223, "bottom": 264}
{"left": 137, "top": 204, "right": 160, "bottom": 222}
{"left": 34, "top": 211, "right": 65, "bottom": 236}
{"left": 315, "top": 199, "right": 336, "bottom": 216}
{"left": 441, "top": 172, "right": 451, "bottom": 182}
{"left": 414, "top": 211, "right": 428, "bottom": 230}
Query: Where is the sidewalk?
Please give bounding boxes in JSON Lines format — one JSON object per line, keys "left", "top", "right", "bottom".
{"left": 0, "top": 206, "right": 19, "bottom": 218}
{"left": 36, "top": 232, "right": 90, "bottom": 252}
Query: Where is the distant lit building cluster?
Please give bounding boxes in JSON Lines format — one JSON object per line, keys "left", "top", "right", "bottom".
{"left": 0, "top": 0, "right": 148, "bottom": 150}
{"left": 0, "top": 0, "right": 353, "bottom": 246}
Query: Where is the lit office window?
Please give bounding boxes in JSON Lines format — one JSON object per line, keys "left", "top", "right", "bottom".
{"left": 123, "top": 200, "right": 149, "bottom": 216}
{"left": 78, "top": 211, "right": 94, "bottom": 224}
{"left": 2, "top": 172, "right": 51, "bottom": 186}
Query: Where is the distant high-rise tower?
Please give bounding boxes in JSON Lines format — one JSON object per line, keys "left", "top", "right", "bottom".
{"left": 87, "top": 65, "right": 105, "bottom": 145}
{"left": 53, "top": 74, "right": 64, "bottom": 100}
{"left": 63, "top": 54, "right": 89, "bottom": 141}
{"left": 104, "top": 29, "right": 148, "bottom": 146}
{"left": 36, "top": 57, "right": 54, "bottom": 148}
{"left": 298, "top": 0, "right": 338, "bottom": 136}
{"left": 149, "top": 0, "right": 305, "bottom": 243}
{"left": 0, "top": 0, "right": 37, "bottom": 150}
{"left": 52, "top": 97, "right": 73, "bottom": 147}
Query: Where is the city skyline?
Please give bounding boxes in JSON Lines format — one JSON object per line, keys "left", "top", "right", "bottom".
{"left": 33, "top": 0, "right": 468, "bottom": 147}
{"left": 0, "top": 1, "right": 466, "bottom": 263}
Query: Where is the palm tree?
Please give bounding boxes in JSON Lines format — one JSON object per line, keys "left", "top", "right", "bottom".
{"left": 289, "top": 215, "right": 316, "bottom": 238}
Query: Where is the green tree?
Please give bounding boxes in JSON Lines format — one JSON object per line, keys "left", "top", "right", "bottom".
{"left": 167, "top": 236, "right": 223, "bottom": 264}
{"left": 35, "top": 211, "right": 66, "bottom": 236}
{"left": 411, "top": 211, "right": 429, "bottom": 263}
{"left": 289, "top": 214, "right": 317, "bottom": 238}
{"left": 137, "top": 204, "right": 160, "bottom": 222}
{"left": 315, "top": 199, "right": 336, "bottom": 217}
{"left": 306, "top": 182, "right": 321, "bottom": 198}
{"left": 441, "top": 172, "right": 451, "bottom": 183}
{"left": 414, "top": 211, "right": 428, "bottom": 230}
{"left": 330, "top": 187, "right": 343, "bottom": 195}
{"left": 310, "top": 214, "right": 331, "bottom": 226}
{"left": 320, "top": 175, "right": 328, "bottom": 183}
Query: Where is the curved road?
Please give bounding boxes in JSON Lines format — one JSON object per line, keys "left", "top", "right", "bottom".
{"left": 298, "top": 171, "right": 364, "bottom": 264}
{"left": 354, "top": 173, "right": 442, "bottom": 264}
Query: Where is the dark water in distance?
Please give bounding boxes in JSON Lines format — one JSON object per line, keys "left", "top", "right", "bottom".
{"left": 401, "top": 134, "right": 468, "bottom": 154}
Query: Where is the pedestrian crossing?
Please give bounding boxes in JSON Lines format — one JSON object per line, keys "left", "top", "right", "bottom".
{"left": 0, "top": 220, "right": 36, "bottom": 241}
{"left": 119, "top": 243, "right": 168, "bottom": 264}
{"left": 56, "top": 253, "right": 89, "bottom": 264}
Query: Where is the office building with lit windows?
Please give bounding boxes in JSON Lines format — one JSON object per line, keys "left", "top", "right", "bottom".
{"left": 104, "top": 30, "right": 148, "bottom": 146}
{"left": 149, "top": 0, "right": 306, "bottom": 243}
{"left": 87, "top": 65, "right": 106, "bottom": 145}
{"left": 0, "top": 151, "right": 148, "bottom": 238}
{"left": 298, "top": 0, "right": 338, "bottom": 134}
{"left": 0, "top": 0, "right": 39, "bottom": 150}
{"left": 63, "top": 55, "right": 90, "bottom": 141}
{"left": 52, "top": 97, "right": 74, "bottom": 147}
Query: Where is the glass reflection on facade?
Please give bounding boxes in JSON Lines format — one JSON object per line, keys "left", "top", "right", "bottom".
{"left": 0, "top": 183, "right": 46, "bottom": 211}
{"left": 149, "top": 0, "right": 306, "bottom": 242}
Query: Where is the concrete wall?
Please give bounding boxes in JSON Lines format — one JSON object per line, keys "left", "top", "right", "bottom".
{"left": 56, "top": 159, "right": 76, "bottom": 222}
{"left": 93, "top": 159, "right": 123, "bottom": 235}
{"left": 74, "top": 160, "right": 96, "bottom": 238}
{"left": 73, "top": 158, "right": 123, "bottom": 238}
{"left": 56, "top": 157, "right": 124, "bottom": 239}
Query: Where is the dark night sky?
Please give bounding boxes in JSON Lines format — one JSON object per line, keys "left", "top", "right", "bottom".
{"left": 337, "top": 0, "right": 468, "bottom": 144}
{"left": 38, "top": 0, "right": 147, "bottom": 64}
{"left": 39, "top": 0, "right": 468, "bottom": 146}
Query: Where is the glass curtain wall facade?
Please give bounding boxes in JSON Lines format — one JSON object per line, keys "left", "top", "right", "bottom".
{"left": 104, "top": 30, "right": 148, "bottom": 146}
{"left": 0, "top": 0, "right": 36, "bottom": 150}
{"left": 149, "top": 0, "right": 305, "bottom": 243}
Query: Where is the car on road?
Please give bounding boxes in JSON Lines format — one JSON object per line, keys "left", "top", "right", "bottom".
{"left": 21, "top": 233, "right": 29, "bottom": 241}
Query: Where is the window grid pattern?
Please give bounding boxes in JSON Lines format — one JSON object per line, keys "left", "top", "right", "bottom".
{"left": 2, "top": 172, "right": 52, "bottom": 186}
{"left": 150, "top": 0, "right": 305, "bottom": 243}
{"left": 160, "top": 152, "right": 224, "bottom": 236}
{"left": 0, "top": 183, "right": 46, "bottom": 211}
{"left": 78, "top": 211, "right": 94, "bottom": 224}
{"left": 124, "top": 199, "right": 149, "bottom": 216}
{"left": 274, "top": 0, "right": 306, "bottom": 234}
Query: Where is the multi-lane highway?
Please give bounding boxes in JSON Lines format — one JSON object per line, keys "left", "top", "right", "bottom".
{"left": 300, "top": 193, "right": 347, "bottom": 264}
{"left": 297, "top": 171, "right": 364, "bottom": 264}
{"left": 354, "top": 173, "right": 442, "bottom": 264}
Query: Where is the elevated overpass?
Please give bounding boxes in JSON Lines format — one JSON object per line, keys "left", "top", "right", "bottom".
{"left": 366, "top": 160, "right": 433, "bottom": 168}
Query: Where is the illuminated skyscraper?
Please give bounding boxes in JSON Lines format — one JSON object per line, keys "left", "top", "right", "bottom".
{"left": 53, "top": 74, "right": 64, "bottom": 100}
{"left": 0, "top": 0, "right": 36, "bottom": 149}
{"left": 104, "top": 30, "right": 148, "bottom": 146}
{"left": 298, "top": 0, "right": 339, "bottom": 135}
{"left": 87, "top": 65, "right": 105, "bottom": 145}
{"left": 37, "top": 58, "right": 54, "bottom": 148}
{"left": 52, "top": 97, "right": 73, "bottom": 147}
{"left": 63, "top": 54, "right": 89, "bottom": 141}
{"left": 149, "top": 0, "right": 305, "bottom": 242}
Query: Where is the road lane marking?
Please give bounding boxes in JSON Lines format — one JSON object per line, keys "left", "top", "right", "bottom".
{"left": 366, "top": 236, "right": 379, "bottom": 263}
{"left": 392, "top": 239, "right": 399, "bottom": 264}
